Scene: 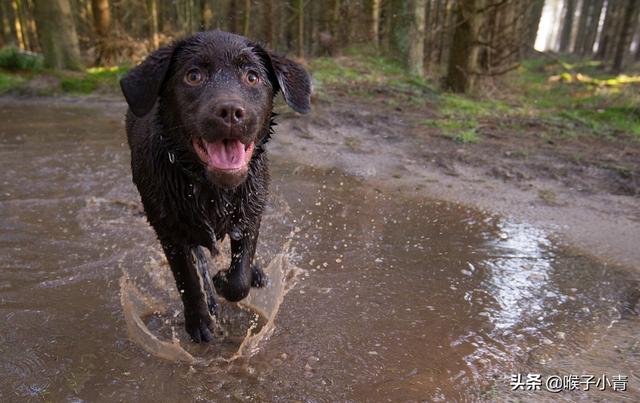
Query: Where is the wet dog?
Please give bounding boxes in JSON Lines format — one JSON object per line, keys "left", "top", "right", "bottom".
{"left": 120, "top": 30, "right": 311, "bottom": 342}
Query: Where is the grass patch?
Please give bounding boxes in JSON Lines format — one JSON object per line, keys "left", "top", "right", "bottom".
{"left": 452, "top": 128, "right": 480, "bottom": 144}
{"left": 516, "top": 57, "right": 640, "bottom": 139}
{"left": 419, "top": 116, "right": 481, "bottom": 144}
{"left": 0, "top": 64, "right": 129, "bottom": 95}
{"left": 0, "top": 72, "right": 26, "bottom": 93}
{"left": 60, "top": 66, "right": 129, "bottom": 94}
{"left": 0, "top": 46, "right": 43, "bottom": 71}
{"left": 439, "top": 93, "right": 509, "bottom": 118}
{"left": 309, "top": 48, "right": 434, "bottom": 99}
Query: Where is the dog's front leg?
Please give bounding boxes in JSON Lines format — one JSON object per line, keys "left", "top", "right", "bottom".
{"left": 213, "top": 224, "right": 267, "bottom": 302}
{"left": 161, "top": 240, "right": 215, "bottom": 343}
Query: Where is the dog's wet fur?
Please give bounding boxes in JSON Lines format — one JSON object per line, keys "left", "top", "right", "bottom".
{"left": 120, "top": 30, "right": 311, "bottom": 342}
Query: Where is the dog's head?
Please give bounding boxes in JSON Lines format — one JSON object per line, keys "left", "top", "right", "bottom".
{"left": 120, "top": 30, "right": 311, "bottom": 188}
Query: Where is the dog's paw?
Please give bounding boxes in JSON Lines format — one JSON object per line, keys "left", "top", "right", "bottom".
{"left": 184, "top": 310, "right": 214, "bottom": 343}
{"left": 213, "top": 271, "right": 250, "bottom": 302}
{"left": 251, "top": 263, "right": 268, "bottom": 288}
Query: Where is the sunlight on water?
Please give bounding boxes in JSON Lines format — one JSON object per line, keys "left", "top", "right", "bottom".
{"left": 482, "top": 222, "right": 555, "bottom": 330}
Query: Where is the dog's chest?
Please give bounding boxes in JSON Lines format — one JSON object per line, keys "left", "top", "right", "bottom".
{"left": 187, "top": 182, "right": 239, "bottom": 237}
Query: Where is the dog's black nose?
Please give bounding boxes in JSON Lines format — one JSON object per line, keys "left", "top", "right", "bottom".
{"left": 214, "top": 102, "right": 245, "bottom": 125}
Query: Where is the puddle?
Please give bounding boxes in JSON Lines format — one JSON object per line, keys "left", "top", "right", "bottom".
{"left": 0, "top": 99, "right": 638, "bottom": 401}
{"left": 119, "top": 239, "right": 300, "bottom": 365}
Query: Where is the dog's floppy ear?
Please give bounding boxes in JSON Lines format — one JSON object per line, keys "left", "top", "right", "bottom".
{"left": 120, "top": 44, "right": 175, "bottom": 117}
{"left": 256, "top": 46, "right": 311, "bottom": 114}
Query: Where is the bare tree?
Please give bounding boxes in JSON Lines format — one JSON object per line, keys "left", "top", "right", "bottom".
{"left": 579, "top": 0, "right": 604, "bottom": 55}
{"left": 526, "top": 0, "right": 545, "bottom": 51}
{"left": 91, "top": 0, "right": 111, "bottom": 64}
{"left": 295, "top": 0, "right": 304, "bottom": 58}
{"left": 558, "top": 0, "right": 576, "bottom": 52}
{"left": 371, "top": 0, "right": 382, "bottom": 47}
{"left": 0, "top": 0, "right": 17, "bottom": 47}
{"left": 149, "top": 0, "right": 160, "bottom": 48}
{"left": 11, "top": 0, "right": 27, "bottom": 49}
{"left": 446, "top": 0, "right": 483, "bottom": 93}
{"left": 596, "top": 0, "right": 622, "bottom": 60}
{"left": 33, "top": 0, "right": 83, "bottom": 70}
{"left": 243, "top": 0, "right": 251, "bottom": 37}
{"left": 262, "top": 0, "right": 274, "bottom": 47}
{"left": 408, "top": 0, "right": 427, "bottom": 76}
{"left": 611, "top": 0, "right": 639, "bottom": 73}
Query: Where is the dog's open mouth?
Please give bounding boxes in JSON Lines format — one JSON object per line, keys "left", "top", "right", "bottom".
{"left": 193, "top": 137, "right": 254, "bottom": 171}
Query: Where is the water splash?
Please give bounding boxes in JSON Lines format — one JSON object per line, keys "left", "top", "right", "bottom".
{"left": 120, "top": 240, "right": 301, "bottom": 365}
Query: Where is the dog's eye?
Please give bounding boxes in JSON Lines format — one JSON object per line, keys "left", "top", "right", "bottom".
{"left": 245, "top": 71, "right": 259, "bottom": 85}
{"left": 185, "top": 69, "right": 205, "bottom": 86}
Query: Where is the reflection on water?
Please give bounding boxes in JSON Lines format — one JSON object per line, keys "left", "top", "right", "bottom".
{"left": 0, "top": 99, "right": 638, "bottom": 401}
{"left": 482, "top": 222, "right": 555, "bottom": 331}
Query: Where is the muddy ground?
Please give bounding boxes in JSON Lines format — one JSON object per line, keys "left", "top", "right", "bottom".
{"left": 1, "top": 93, "right": 638, "bottom": 401}
{"left": 272, "top": 90, "right": 640, "bottom": 272}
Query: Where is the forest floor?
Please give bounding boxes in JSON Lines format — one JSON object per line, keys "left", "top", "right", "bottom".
{"left": 276, "top": 54, "right": 640, "bottom": 271}
{"left": 1, "top": 50, "right": 639, "bottom": 269}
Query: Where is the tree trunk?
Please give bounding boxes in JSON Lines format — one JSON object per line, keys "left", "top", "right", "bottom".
{"left": 227, "top": 0, "right": 238, "bottom": 33}
{"left": 437, "top": 0, "right": 453, "bottom": 65}
{"left": 308, "top": 0, "right": 319, "bottom": 56}
{"left": 243, "top": 0, "right": 250, "bottom": 37}
{"left": 423, "top": 0, "right": 431, "bottom": 66}
{"left": 0, "top": 0, "right": 15, "bottom": 46}
{"left": 11, "top": 0, "right": 26, "bottom": 49}
{"left": 408, "top": 0, "right": 426, "bottom": 76}
{"left": 33, "top": 0, "right": 82, "bottom": 70}
{"left": 262, "top": 0, "right": 274, "bottom": 47}
{"left": 526, "top": 0, "right": 545, "bottom": 51}
{"left": 611, "top": 0, "right": 639, "bottom": 73}
{"left": 597, "top": 0, "right": 619, "bottom": 59}
{"left": 201, "top": 0, "right": 213, "bottom": 30}
{"left": 371, "top": 0, "right": 381, "bottom": 46}
{"left": 573, "top": 0, "right": 589, "bottom": 54}
{"left": 558, "top": 0, "right": 576, "bottom": 52}
{"left": 149, "top": 0, "right": 160, "bottom": 48}
{"left": 636, "top": 16, "right": 640, "bottom": 61}
{"left": 91, "top": 0, "right": 110, "bottom": 37}
{"left": 580, "top": 0, "right": 604, "bottom": 55}
{"left": 296, "top": 0, "right": 304, "bottom": 58}
{"left": 427, "top": 0, "right": 441, "bottom": 64}
{"left": 91, "top": 0, "right": 111, "bottom": 64}
{"left": 330, "top": 0, "right": 340, "bottom": 45}
{"left": 445, "top": 0, "right": 483, "bottom": 93}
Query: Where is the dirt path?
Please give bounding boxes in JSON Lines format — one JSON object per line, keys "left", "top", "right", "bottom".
{"left": 270, "top": 95, "right": 640, "bottom": 271}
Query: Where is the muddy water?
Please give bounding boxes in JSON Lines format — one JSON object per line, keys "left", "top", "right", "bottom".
{"left": 1, "top": 99, "right": 639, "bottom": 402}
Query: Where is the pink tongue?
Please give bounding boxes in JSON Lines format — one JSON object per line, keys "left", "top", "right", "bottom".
{"left": 205, "top": 139, "right": 246, "bottom": 170}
